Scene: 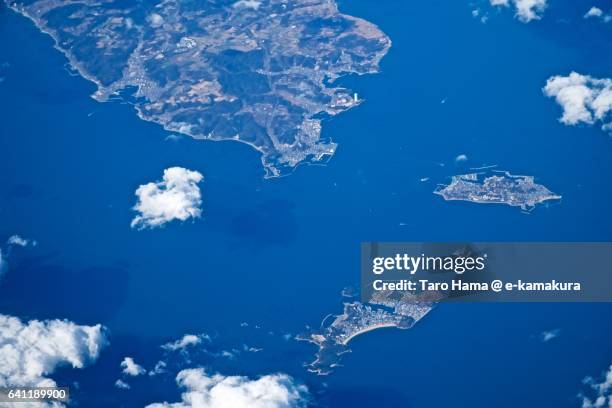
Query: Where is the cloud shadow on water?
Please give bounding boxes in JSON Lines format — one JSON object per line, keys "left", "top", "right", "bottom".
{"left": 227, "top": 199, "right": 298, "bottom": 249}
{"left": 0, "top": 254, "right": 129, "bottom": 324}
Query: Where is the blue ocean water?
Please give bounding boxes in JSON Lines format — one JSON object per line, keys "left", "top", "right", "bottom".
{"left": 1, "top": 0, "right": 611, "bottom": 407}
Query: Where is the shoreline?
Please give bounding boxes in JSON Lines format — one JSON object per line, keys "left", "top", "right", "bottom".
{"left": 5, "top": 0, "right": 390, "bottom": 179}
{"left": 340, "top": 323, "right": 399, "bottom": 345}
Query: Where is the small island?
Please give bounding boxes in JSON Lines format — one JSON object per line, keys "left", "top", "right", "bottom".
{"left": 434, "top": 170, "right": 561, "bottom": 211}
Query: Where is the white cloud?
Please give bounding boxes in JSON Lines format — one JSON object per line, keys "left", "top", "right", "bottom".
{"left": 540, "top": 329, "right": 560, "bottom": 342}
{"left": 233, "top": 0, "right": 262, "bottom": 10}
{"left": 584, "top": 7, "right": 603, "bottom": 18}
{"left": 162, "top": 334, "right": 210, "bottom": 352}
{"left": 514, "top": 0, "right": 547, "bottom": 22}
{"left": 149, "top": 360, "right": 167, "bottom": 376}
{"left": 243, "top": 344, "right": 262, "bottom": 353}
{"left": 580, "top": 364, "right": 612, "bottom": 408}
{"left": 147, "top": 13, "right": 164, "bottom": 28}
{"left": 0, "top": 314, "right": 107, "bottom": 389}
{"left": 543, "top": 72, "right": 612, "bottom": 133}
{"left": 0, "top": 235, "right": 35, "bottom": 279}
{"left": 121, "top": 357, "right": 146, "bottom": 376}
{"left": 145, "top": 368, "right": 308, "bottom": 408}
{"left": 583, "top": 7, "right": 611, "bottom": 22}
{"left": 490, "top": 0, "right": 547, "bottom": 22}
{"left": 7, "top": 235, "right": 30, "bottom": 247}
{"left": 115, "top": 379, "right": 131, "bottom": 390}
{"left": 471, "top": 8, "right": 489, "bottom": 23}
{"left": 131, "top": 167, "right": 204, "bottom": 230}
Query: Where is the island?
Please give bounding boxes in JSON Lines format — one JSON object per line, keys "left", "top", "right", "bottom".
{"left": 5, "top": 0, "right": 391, "bottom": 177}
{"left": 297, "top": 290, "right": 437, "bottom": 375}
{"left": 434, "top": 170, "right": 561, "bottom": 210}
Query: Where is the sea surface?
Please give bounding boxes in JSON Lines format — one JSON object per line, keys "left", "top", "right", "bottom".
{"left": 1, "top": 0, "right": 611, "bottom": 406}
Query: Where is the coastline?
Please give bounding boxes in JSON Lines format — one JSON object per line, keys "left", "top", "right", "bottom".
{"left": 4, "top": 0, "right": 391, "bottom": 178}
{"left": 340, "top": 322, "right": 399, "bottom": 346}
